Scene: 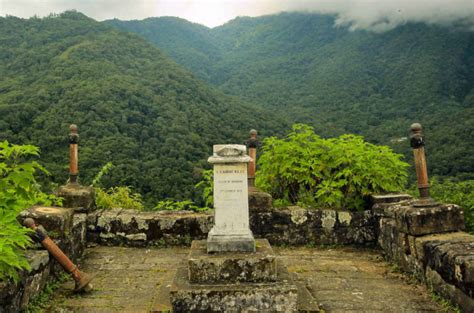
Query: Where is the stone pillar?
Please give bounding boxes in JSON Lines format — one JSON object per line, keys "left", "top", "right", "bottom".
{"left": 207, "top": 144, "right": 255, "bottom": 252}
{"left": 56, "top": 124, "right": 95, "bottom": 212}
{"left": 409, "top": 123, "right": 436, "bottom": 207}
{"left": 247, "top": 129, "right": 258, "bottom": 190}
{"left": 69, "top": 124, "right": 79, "bottom": 184}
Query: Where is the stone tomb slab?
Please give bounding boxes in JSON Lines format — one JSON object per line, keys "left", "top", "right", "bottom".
{"left": 188, "top": 239, "right": 277, "bottom": 283}
{"left": 171, "top": 261, "right": 298, "bottom": 312}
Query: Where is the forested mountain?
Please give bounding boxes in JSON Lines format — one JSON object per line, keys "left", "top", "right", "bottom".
{"left": 0, "top": 12, "right": 288, "bottom": 206}
{"left": 108, "top": 13, "right": 474, "bottom": 180}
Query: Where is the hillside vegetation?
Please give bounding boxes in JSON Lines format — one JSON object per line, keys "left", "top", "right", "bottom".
{"left": 108, "top": 13, "right": 474, "bottom": 180}
{"left": 0, "top": 12, "right": 288, "bottom": 206}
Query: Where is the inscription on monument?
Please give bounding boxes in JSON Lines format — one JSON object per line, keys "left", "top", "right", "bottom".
{"left": 207, "top": 144, "right": 255, "bottom": 252}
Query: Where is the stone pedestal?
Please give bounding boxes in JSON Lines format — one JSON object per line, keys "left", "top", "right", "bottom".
{"left": 249, "top": 190, "right": 272, "bottom": 212}
{"left": 169, "top": 144, "right": 299, "bottom": 312}
{"left": 56, "top": 183, "right": 95, "bottom": 213}
{"left": 188, "top": 239, "right": 277, "bottom": 283}
{"left": 170, "top": 239, "right": 298, "bottom": 312}
{"left": 19, "top": 206, "right": 74, "bottom": 237}
{"left": 207, "top": 144, "right": 255, "bottom": 253}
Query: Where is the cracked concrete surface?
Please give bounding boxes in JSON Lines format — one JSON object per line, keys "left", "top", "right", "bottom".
{"left": 48, "top": 246, "right": 444, "bottom": 312}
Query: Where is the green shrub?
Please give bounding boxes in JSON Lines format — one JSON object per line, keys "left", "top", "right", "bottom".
{"left": 152, "top": 199, "right": 209, "bottom": 212}
{"left": 95, "top": 186, "right": 144, "bottom": 211}
{"left": 0, "top": 141, "right": 59, "bottom": 283}
{"left": 91, "top": 162, "right": 144, "bottom": 210}
{"left": 194, "top": 169, "right": 213, "bottom": 208}
{"left": 256, "top": 124, "right": 409, "bottom": 210}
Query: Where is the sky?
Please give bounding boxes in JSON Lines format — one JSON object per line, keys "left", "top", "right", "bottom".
{"left": 1, "top": 0, "right": 473, "bottom": 31}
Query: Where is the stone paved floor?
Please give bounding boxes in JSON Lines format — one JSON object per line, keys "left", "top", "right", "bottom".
{"left": 48, "top": 246, "right": 444, "bottom": 312}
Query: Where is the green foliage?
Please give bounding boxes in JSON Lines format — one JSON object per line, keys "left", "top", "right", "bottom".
{"left": 0, "top": 12, "right": 287, "bottom": 207}
{"left": 0, "top": 141, "right": 58, "bottom": 283}
{"left": 91, "top": 161, "right": 113, "bottom": 187}
{"left": 91, "top": 162, "right": 144, "bottom": 210}
{"left": 256, "top": 124, "right": 409, "bottom": 210}
{"left": 194, "top": 169, "right": 213, "bottom": 207}
{"left": 152, "top": 199, "right": 209, "bottom": 212}
{"left": 410, "top": 178, "right": 474, "bottom": 233}
{"left": 95, "top": 186, "right": 144, "bottom": 211}
{"left": 110, "top": 12, "right": 474, "bottom": 182}
{"left": 24, "top": 272, "right": 69, "bottom": 313}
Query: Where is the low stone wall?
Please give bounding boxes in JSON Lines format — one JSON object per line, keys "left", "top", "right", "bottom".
{"left": 251, "top": 206, "right": 375, "bottom": 246}
{"left": 86, "top": 205, "right": 376, "bottom": 247}
{"left": 87, "top": 209, "right": 214, "bottom": 247}
{"left": 0, "top": 208, "right": 87, "bottom": 312}
{"left": 374, "top": 195, "right": 474, "bottom": 312}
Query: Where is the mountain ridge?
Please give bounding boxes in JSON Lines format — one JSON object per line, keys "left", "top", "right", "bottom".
{"left": 0, "top": 11, "right": 289, "bottom": 205}
{"left": 106, "top": 12, "right": 474, "bottom": 180}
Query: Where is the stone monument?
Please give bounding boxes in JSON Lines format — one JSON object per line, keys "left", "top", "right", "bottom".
{"left": 207, "top": 144, "right": 255, "bottom": 252}
{"left": 170, "top": 144, "right": 298, "bottom": 312}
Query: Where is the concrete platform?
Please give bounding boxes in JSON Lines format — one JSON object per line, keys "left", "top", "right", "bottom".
{"left": 188, "top": 239, "right": 277, "bottom": 283}
{"left": 171, "top": 262, "right": 298, "bottom": 312}
{"left": 47, "top": 246, "right": 444, "bottom": 312}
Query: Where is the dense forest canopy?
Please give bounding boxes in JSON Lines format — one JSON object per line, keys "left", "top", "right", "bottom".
{"left": 1, "top": 11, "right": 473, "bottom": 207}
{"left": 108, "top": 13, "right": 474, "bottom": 181}
{"left": 0, "top": 12, "right": 288, "bottom": 206}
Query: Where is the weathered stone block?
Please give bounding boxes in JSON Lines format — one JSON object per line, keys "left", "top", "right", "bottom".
{"left": 20, "top": 251, "right": 50, "bottom": 310}
{"left": 393, "top": 203, "right": 465, "bottom": 236}
{"left": 426, "top": 266, "right": 474, "bottom": 313}
{"left": 248, "top": 190, "right": 272, "bottom": 212}
{"left": 188, "top": 239, "right": 277, "bottom": 283}
{"left": 56, "top": 183, "right": 95, "bottom": 212}
{"left": 423, "top": 233, "right": 474, "bottom": 296}
{"left": 207, "top": 232, "right": 256, "bottom": 253}
{"left": 371, "top": 193, "right": 413, "bottom": 204}
{"left": 19, "top": 206, "right": 74, "bottom": 237}
{"left": 171, "top": 262, "right": 298, "bottom": 312}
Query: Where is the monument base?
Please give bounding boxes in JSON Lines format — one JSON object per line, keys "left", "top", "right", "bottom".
{"left": 170, "top": 262, "right": 298, "bottom": 312}
{"left": 56, "top": 183, "right": 95, "bottom": 213}
{"left": 207, "top": 228, "right": 256, "bottom": 253}
{"left": 189, "top": 239, "right": 276, "bottom": 283}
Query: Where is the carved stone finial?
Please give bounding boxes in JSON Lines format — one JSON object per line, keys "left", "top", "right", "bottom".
{"left": 69, "top": 124, "right": 79, "bottom": 144}
{"left": 410, "top": 123, "right": 424, "bottom": 149}
{"left": 247, "top": 129, "right": 258, "bottom": 149}
{"left": 216, "top": 146, "right": 245, "bottom": 157}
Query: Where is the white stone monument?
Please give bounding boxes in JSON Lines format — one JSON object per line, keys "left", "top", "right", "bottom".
{"left": 207, "top": 144, "right": 255, "bottom": 252}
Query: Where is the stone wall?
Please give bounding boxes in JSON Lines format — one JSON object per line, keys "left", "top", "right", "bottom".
{"left": 0, "top": 208, "right": 87, "bottom": 312}
{"left": 373, "top": 195, "right": 474, "bottom": 312}
{"left": 87, "top": 209, "right": 213, "bottom": 247}
{"left": 86, "top": 206, "right": 377, "bottom": 247}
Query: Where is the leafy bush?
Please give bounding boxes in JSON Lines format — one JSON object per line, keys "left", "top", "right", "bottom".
{"left": 194, "top": 169, "right": 213, "bottom": 208}
{"left": 152, "top": 199, "right": 209, "bottom": 212}
{"left": 95, "top": 186, "right": 144, "bottom": 211}
{"left": 0, "top": 141, "right": 59, "bottom": 283}
{"left": 256, "top": 124, "right": 409, "bottom": 210}
{"left": 410, "top": 178, "right": 474, "bottom": 233}
{"left": 91, "top": 162, "right": 144, "bottom": 211}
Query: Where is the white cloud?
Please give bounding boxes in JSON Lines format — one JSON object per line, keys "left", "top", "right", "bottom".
{"left": 1, "top": 0, "right": 473, "bottom": 30}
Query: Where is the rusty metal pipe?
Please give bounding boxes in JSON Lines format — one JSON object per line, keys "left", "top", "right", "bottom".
{"left": 23, "top": 218, "right": 92, "bottom": 292}
{"left": 247, "top": 129, "right": 258, "bottom": 191}
{"left": 69, "top": 124, "right": 79, "bottom": 184}
{"left": 409, "top": 123, "right": 437, "bottom": 207}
